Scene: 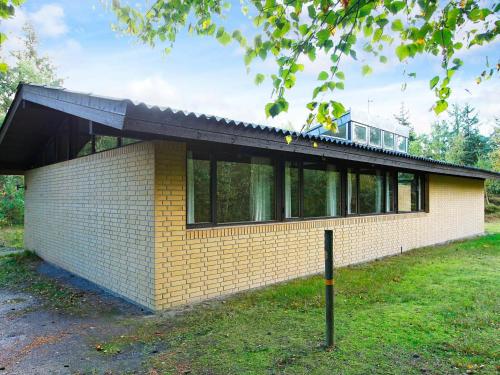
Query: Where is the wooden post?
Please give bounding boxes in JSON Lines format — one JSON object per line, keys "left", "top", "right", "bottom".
{"left": 324, "top": 229, "right": 334, "bottom": 348}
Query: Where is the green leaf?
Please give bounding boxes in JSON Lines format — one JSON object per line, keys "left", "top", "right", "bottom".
{"left": 317, "top": 29, "right": 330, "bottom": 44}
{"left": 363, "top": 25, "right": 373, "bottom": 37}
{"left": 330, "top": 101, "right": 346, "bottom": 119}
{"left": 387, "top": 1, "right": 405, "bottom": 14}
{"left": 317, "top": 71, "right": 329, "bottom": 81}
{"left": 391, "top": 19, "right": 404, "bottom": 32}
{"left": 265, "top": 101, "right": 282, "bottom": 118}
{"left": 335, "top": 82, "right": 344, "bottom": 90}
{"left": 429, "top": 76, "right": 439, "bottom": 89}
{"left": 254, "top": 73, "right": 265, "bottom": 85}
{"left": 0, "top": 62, "right": 8, "bottom": 73}
{"left": 335, "top": 71, "right": 345, "bottom": 80}
{"left": 434, "top": 100, "right": 448, "bottom": 115}
{"left": 395, "top": 44, "right": 410, "bottom": 61}
{"left": 379, "top": 55, "right": 388, "bottom": 63}
{"left": 362, "top": 65, "right": 373, "bottom": 76}
{"left": 468, "top": 8, "right": 491, "bottom": 22}
{"left": 216, "top": 27, "right": 231, "bottom": 45}
{"left": 432, "top": 29, "right": 452, "bottom": 47}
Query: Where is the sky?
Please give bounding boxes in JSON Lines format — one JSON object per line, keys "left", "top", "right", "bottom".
{"left": 0, "top": 1, "right": 498, "bottom": 135}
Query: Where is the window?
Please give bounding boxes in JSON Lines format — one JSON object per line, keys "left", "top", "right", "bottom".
{"left": 324, "top": 123, "right": 347, "bottom": 139}
{"left": 397, "top": 172, "right": 422, "bottom": 212}
{"left": 187, "top": 152, "right": 211, "bottom": 224}
{"left": 347, "top": 169, "right": 357, "bottom": 214}
{"left": 95, "top": 136, "right": 118, "bottom": 152}
{"left": 358, "top": 169, "right": 384, "bottom": 214}
{"left": 217, "top": 155, "right": 275, "bottom": 223}
{"left": 353, "top": 124, "right": 368, "bottom": 144}
{"left": 186, "top": 147, "right": 428, "bottom": 227}
{"left": 396, "top": 136, "right": 407, "bottom": 153}
{"left": 284, "top": 161, "right": 300, "bottom": 218}
{"left": 383, "top": 131, "right": 394, "bottom": 150}
{"left": 122, "top": 138, "right": 140, "bottom": 146}
{"left": 302, "top": 162, "right": 341, "bottom": 218}
{"left": 369, "top": 127, "right": 382, "bottom": 147}
{"left": 386, "top": 172, "right": 395, "bottom": 212}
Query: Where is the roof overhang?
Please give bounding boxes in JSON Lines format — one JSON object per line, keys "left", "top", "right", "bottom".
{"left": 1, "top": 84, "right": 499, "bottom": 180}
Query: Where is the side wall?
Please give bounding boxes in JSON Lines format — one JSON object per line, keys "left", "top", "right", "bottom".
{"left": 25, "top": 142, "right": 156, "bottom": 309}
{"left": 154, "top": 140, "right": 484, "bottom": 310}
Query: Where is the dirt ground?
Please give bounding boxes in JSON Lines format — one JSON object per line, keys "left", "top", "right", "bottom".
{"left": 0, "top": 260, "right": 153, "bottom": 375}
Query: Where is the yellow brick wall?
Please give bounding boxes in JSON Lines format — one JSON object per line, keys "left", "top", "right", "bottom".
{"left": 154, "top": 140, "right": 484, "bottom": 310}
{"left": 24, "top": 142, "right": 156, "bottom": 309}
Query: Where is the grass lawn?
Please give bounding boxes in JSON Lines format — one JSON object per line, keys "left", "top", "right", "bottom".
{"left": 1, "top": 224, "right": 498, "bottom": 374}
{"left": 0, "top": 225, "right": 24, "bottom": 248}
{"left": 98, "top": 229, "right": 499, "bottom": 375}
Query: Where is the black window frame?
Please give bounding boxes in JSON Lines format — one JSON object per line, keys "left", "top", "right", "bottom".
{"left": 186, "top": 145, "right": 428, "bottom": 229}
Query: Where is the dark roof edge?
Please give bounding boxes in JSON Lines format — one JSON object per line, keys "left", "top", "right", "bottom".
{"left": 3, "top": 84, "right": 499, "bottom": 180}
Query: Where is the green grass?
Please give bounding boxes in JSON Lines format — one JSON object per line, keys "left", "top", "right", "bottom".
{"left": 103, "top": 233, "right": 500, "bottom": 375}
{"left": 485, "top": 221, "right": 500, "bottom": 234}
{"left": 0, "top": 225, "right": 24, "bottom": 248}
{"left": 0, "top": 251, "right": 86, "bottom": 312}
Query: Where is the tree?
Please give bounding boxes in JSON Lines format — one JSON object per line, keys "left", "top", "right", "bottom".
{"left": 0, "top": 23, "right": 63, "bottom": 226}
{"left": 0, "top": 23, "right": 63, "bottom": 122}
{"left": 444, "top": 104, "right": 489, "bottom": 166}
{"left": 111, "top": 0, "right": 499, "bottom": 133}
{"left": 393, "top": 102, "right": 425, "bottom": 157}
{"left": 0, "top": 0, "right": 25, "bottom": 72}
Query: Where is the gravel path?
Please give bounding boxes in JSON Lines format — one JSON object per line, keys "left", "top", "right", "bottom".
{"left": 0, "top": 260, "right": 154, "bottom": 375}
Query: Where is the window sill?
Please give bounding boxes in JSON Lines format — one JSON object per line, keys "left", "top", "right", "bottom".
{"left": 186, "top": 211, "right": 428, "bottom": 230}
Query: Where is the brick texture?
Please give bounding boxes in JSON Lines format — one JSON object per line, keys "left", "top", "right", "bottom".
{"left": 154, "top": 140, "right": 484, "bottom": 310}
{"left": 23, "top": 139, "right": 485, "bottom": 311}
{"left": 24, "top": 142, "right": 155, "bottom": 309}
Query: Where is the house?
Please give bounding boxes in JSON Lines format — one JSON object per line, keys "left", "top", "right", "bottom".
{"left": 0, "top": 84, "right": 497, "bottom": 311}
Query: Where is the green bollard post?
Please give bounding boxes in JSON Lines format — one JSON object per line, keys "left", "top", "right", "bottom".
{"left": 324, "top": 230, "right": 334, "bottom": 348}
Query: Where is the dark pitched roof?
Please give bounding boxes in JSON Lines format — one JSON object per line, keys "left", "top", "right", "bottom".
{"left": 1, "top": 83, "right": 499, "bottom": 179}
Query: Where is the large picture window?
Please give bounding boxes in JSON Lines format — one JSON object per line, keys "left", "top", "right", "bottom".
{"left": 186, "top": 147, "right": 427, "bottom": 227}
{"left": 284, "top": 161, "right": 300, "bottom": 218}
{"left": 347, "top": 170, "right": 357, "bottom": 214}
{"left": 358, "top": 169, "right": 383, "bottom": 214}
{"left": 386, "top": 172, "right": 395, "bottom": 212}
{"left": 217, "top": 156, "right": 275, "bottom": 223}
{"left": 303, "top": 163, "right": 341, "bottom": 218}
{"left": 187, "top": 151, "right": 211, "bottom": 224}
{"left": 397, "top": 172, "right": 421, "bottom": 212}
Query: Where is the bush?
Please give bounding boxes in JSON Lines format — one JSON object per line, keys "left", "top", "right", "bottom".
{"left": 0, "top": 176, "right": 25, "bottom": 226}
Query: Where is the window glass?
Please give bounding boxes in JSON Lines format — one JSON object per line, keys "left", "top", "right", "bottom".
{"left": 284, "top": 161, "right": 300, "bottom": 218}
{"left": 122, "top": 138, "right": 140, "bottom": 146}
{"left": 324, "top": 124, "right": 347, "bottom": 139}
{"left": 383, "top": 131, "right": 395, "bottom": 150}
{"left": 418, "top": 176, "right": 424, "bottom": 211}
{"left": 187, "top": 152, "right": 211, "bottom": 224}
{"left": 369, "top": 128, "right": 382, "bottom": 147}
{"left": 386, "top": 172, "right": 394, "bottom": 212}
{"left": 397, "top": 136, "right": 407, "bottom": 152}
{"left": 353, "top": 124, "right": 367, "bottom": 144}
{"left": 359, "top": 170, "right": 384, "bottom": 214}
{"left": 303, "top": 163, "right": 341, "bottom": 217}
{"left": 95, "top": 136, "right": 118, "bottom": 152}
{"left": 398, "top": 172, "right": 418, "bottom": 212}
{"left": 347, "top": 170, "right": 357, "bottom": 214}
{"left": 217, "top": 156, "right": 275, "bottom": 223}
{"left": 77, "top": 141, "right": 92, "bottom": 157}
